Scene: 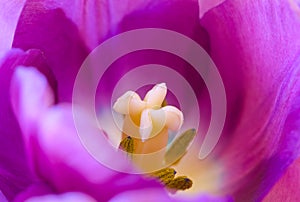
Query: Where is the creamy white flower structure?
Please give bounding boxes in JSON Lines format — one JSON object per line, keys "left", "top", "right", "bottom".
{"left": 113, "top": 83, "right": 184, "bottom": 153}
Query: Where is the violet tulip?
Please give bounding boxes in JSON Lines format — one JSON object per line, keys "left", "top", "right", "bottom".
{"left": 0, "top": 0, "right": 300, "bottom": 202}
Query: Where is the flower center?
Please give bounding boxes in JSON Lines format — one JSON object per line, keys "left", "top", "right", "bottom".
{"left": 114, "top": 83, "right": 195, "bottom": 192}
{"left": 113, "top": 83, "right": 184, "bottom": 153}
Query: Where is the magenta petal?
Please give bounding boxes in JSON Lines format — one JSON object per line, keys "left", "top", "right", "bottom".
{"left": 10, "top": 66, "right": 55, "bottom": 136}
{"left": 93, "top": 0, "right": 211, "bottom": 108}
{"left": 263, "top": 158, "right": 300, "bottom": 202}
{"left": 14, "top": 0, "right": 154, "bottom": 50}
{"left": 108, "top": 189, "right": 172, "bottom": 202}
{"left": 10, "top": 66, "right": 55, "bottom": 175}
{"left": 115, "top": 0, "right": 209, "bottom": 48}
{"left": 10, "top": 67, "right": 162, "bottom": 201}
{"left": 230, "top": 89, "right": 300, "bottom": 201}
{"left": 0, "top": 0, "right": 26, "bottom": 58}
{"left": 14, "top": 182, "right": 53, "bottom": 202}
{"left": 109, "top": 188, "right": 233, "bottom": 202}
{"left": 13, "top": 1, "right": 89, "bottom": 102}
{"left": 12, "top": 0, "right": 174, "bottom": 102}
{"left": 0, "top": 49, "right": 54, "bottom": 200}
{"left": 199, "top": 0, "right": 300, "bottom": 200}
{"left": 26, "top": 192, "right": 97, "bottom": 202}
{"left": 30, "top": 104, "right": 161, "bottom": 201}
{"left": 198, "top": 0, "right": 226, "bottom": 18}
{"left": 0, "top": 191, "right": 8, "bottom": 202}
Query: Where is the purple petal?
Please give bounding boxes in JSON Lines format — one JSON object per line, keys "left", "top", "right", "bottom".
{"left": 0, "top": 191, "right": 8, "bottom": 202}
{"left": 90, "top": 0, "right": 212, "bottom": 129}
{"left": 14, "top": 182, "right": 53, "bottom": 202}
{"left": 33, "top": 103, "right": 161, "bottom": 201}
{"left": 289, "top": 0, "right": 300, "bottom": 16}
{"left": 12, "top": 0, "right": 165, "bottom": 102}
{"left": 228, "top": 89, "right": 300, "bottom": 201}
{"left": 26, "top": 192, "right": 97, "bottom": 202}
{"left": 0, "top": 48, "right": 56, "bottom": 201}
{"left": 10, "top": 66, "right": 162, "bottom": 201}
{"left": 10, "top": 65, "right": 56, "bottom": 178}
{"left": 10, "top": 66, "right": 55, "bottom": 136}
{"left": 108, "top": 189, "right": 171, "bottom": 202}
{"left": 13, "top": 0, "right": 210, "bottom": 102}
{"left": 198, "top": 0, "right": 226, "bottom": 18}
{"left": 109, "top": 188, "right": 233, "bottom": 202}
{"left": 263, "top": 158, "right": 300, "bottom": 202}
{"left": 13, "top": 1, "right": 89, "bottom": 102}
{"left": 8, "top": 0, "right": 300, "bottom": 201}
{"left": 0, "top": 0, "right": 26, "bottom": 58}
{"left": 199, "top": 0, "right": 300, "bottom": 200}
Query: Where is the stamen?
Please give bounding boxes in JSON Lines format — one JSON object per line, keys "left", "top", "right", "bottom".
{"left": 150, "top": 168, "right": 176, "bottom": 184}
{"left": 119, "top": 136, "right": 134, "bottom": 154}
{"left": 150, "top": 168, "right": 193, "bottom": 191}
{"left": 164, "top": 128, "right": 196, "bottom": 165}
{"left": 114, "top": 84, "right": 194, "bottom": 192}
{"left": 166, "top": 176, "right": 193, "bottom": 191}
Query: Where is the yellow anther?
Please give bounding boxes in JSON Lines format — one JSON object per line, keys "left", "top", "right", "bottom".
{"left": 166, "top": 176, "right": 193, "bottom": 191}
{"left": 150, "top": 168, "right": 193, "bottom": 191}
{"left": 164, "top": 128, "right": 196, "bottom": 165}
{"left": 150, "top": 168, "right": 177, "bottom": 184}
{"left": 119, "top": 136, "right": 134, "bottom": 154}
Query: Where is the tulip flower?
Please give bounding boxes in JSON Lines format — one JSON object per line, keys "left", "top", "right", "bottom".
{"left": 0, "top": 0, "right": 300, "bottom": 202}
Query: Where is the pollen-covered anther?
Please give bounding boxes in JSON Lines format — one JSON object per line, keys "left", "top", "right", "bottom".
{"left": 150, "top": 168, "right": 177, "bottom": 184}
{"left": 166, "top": 176, "right": 193, "bottom": 191}
{"left": 150, "top": 168, "right": 193, "bottom": 191}
{"left": 119, "top": 136, "right": 134, "bottom": 154}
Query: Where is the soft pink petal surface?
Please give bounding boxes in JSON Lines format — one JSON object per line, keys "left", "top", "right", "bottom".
{"left": 7, "top": 0, "right": 300, "bottom": 201}
{"left": 25, "top": 192, "right": 97, "bottom": 202}
{"left": 10, "top": 66, "right": 162, "bottom": 201}
{"left": 263, "top": 158, "right": 300, "bottom": 202}
{"left": 0, "top": 49, "right": 55, "bottom": 200}
{"left": 12, "top": 0, "right": 175, "bottom": 102}
{"left": 10, "top": 66, "right": 55, "bottom": 137}
{"left": 0, "top": 191, "right": 8, "bottom": 202}
{"left": 199, "top": 0, "right": 300, "bottom": 200}
{"left": 198, "top": 0, "right": 225, "bottom": 18}
{"left": 14, "top": 0, "right": 210, "bottom": 102}
{"left": 13, "top": 182, "right": 53, "bottom": 202}
{"left": 0, "top": 0, "right": 26, "bottom": 58}
{"left": 109, "top": 188, "right": 233, "bottom": 202}
{"left": 13, "top": 0, "right": 89, "bottom": 102}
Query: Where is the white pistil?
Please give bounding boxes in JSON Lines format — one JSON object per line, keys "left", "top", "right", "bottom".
{"left": 113, "top": 83, "right": 184, "bottom": 149}
{"left": 144, "top": 83, "right": 167, "bottom": 108}
{"left": 140, "top": 109, "right": 153, "bottom": 142}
